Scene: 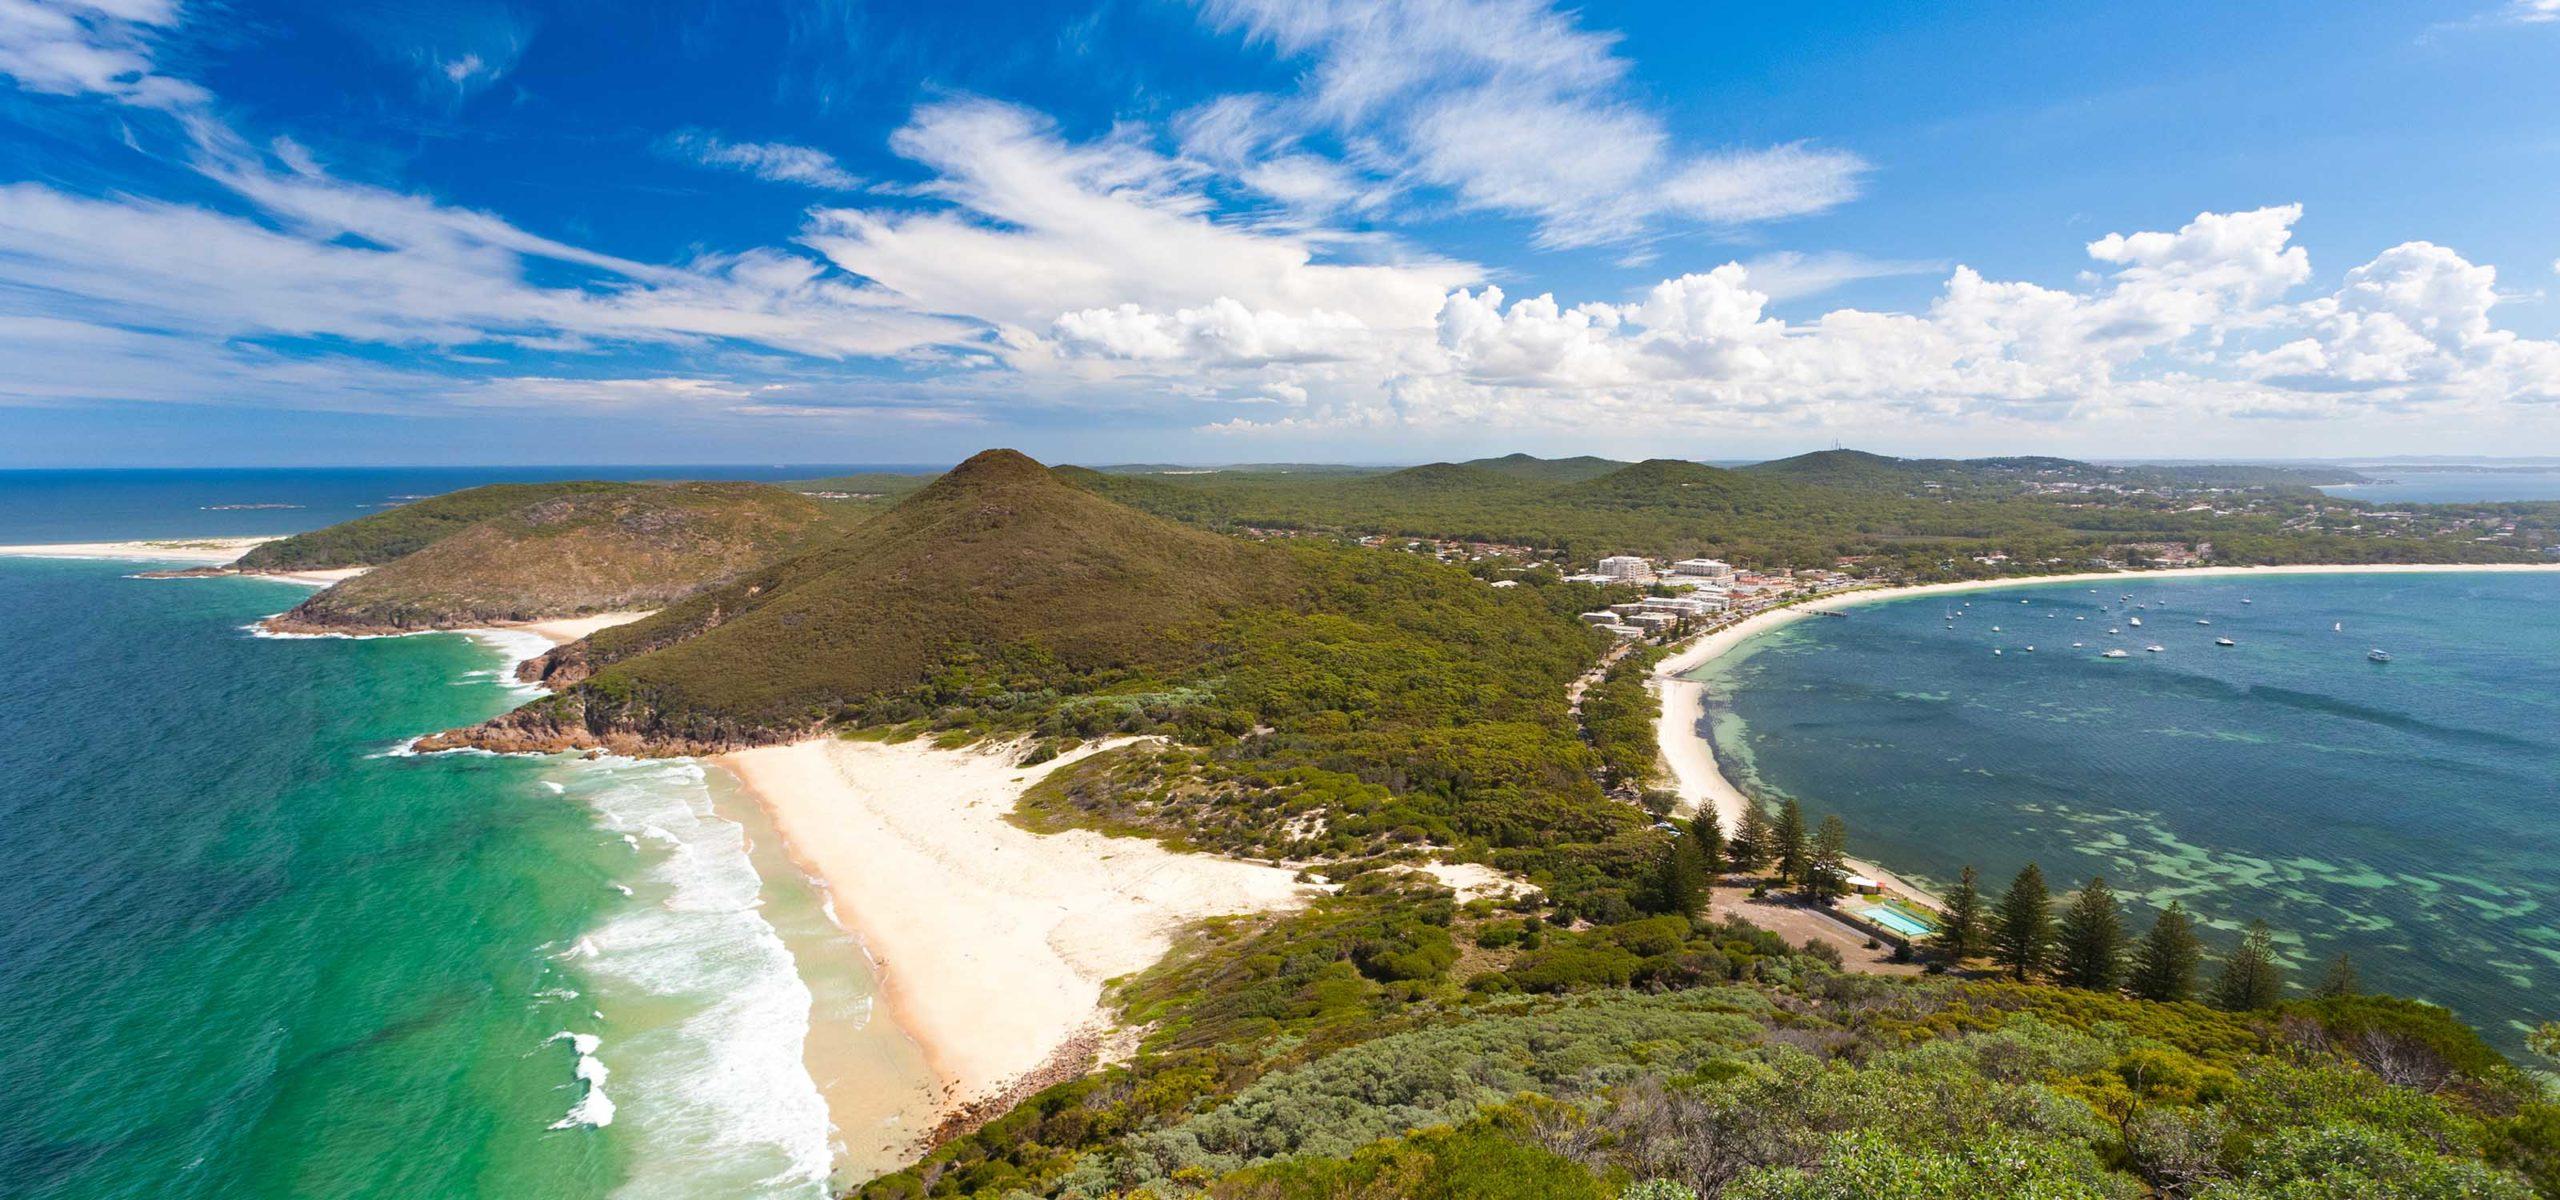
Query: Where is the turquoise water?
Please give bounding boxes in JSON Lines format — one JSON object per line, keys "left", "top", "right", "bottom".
{"left": 1857, "top": 906, "right": 1936, "bottom": 938}
{"left": 0, "top": 557, "right": 861, "bottom": 1198}
{"left": 1694, "top": 571, "right": 2560, "bottom": 1046}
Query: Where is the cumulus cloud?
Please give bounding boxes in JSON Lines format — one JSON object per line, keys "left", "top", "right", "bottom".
{"left": 1189, "top": 0, "right": 1867, "bottom": 247}
{"left": 1046, "top": 205, "right": 2560, "bottom": 436}
{"left": 661, "top": 130, "right": 863, "bottom": 191}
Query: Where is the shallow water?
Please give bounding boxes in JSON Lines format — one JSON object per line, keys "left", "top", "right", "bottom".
{"left": 1693, "top": 571, "right": 2560, "bottom": 1046}
{"left": 0, "top": 558, "right": 860, "bottom": 1198}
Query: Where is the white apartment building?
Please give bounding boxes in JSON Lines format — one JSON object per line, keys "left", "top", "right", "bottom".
{"left": 1669, "top": 558, "right": 1736, "bottom": 581}
{"left": 1596, "top": 555, "right": 1654, "bottom": 580}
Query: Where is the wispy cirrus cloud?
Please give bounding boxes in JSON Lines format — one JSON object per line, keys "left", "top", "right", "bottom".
{"left": 1187, "top": 0, "right": 1869, "bottom": 248}
{"left": 660, "top": 129, "right": 863, "bottom": 191}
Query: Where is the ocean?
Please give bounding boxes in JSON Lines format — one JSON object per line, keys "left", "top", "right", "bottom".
{"left": 0, "top": 465, "right": 935, "bottom": 543}
{"left": 2317, "top": 468, "right": 2560, "bottom": 504}
{"left": 1691, "top": 571, "right": 2560, "bottom": 1046}
{"left": 0, "top": 470, "right": 922, "bottom": 1199}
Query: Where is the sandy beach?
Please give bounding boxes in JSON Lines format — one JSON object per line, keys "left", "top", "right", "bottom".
{"left": 716, "top": 736, "right": 1317, "bottom": 1149}
{"left": 0, "top": 537, "right": 374, "bottom": 586}
{"left": 1653, "top": 561, "right": 2560, "bottom": 907}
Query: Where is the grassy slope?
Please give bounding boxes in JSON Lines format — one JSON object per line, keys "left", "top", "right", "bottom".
{"left": 234, "top": 481, "right": 632, "bottom": 569}
{"left": 273, "top": 482, "right": 849, "bottom": 632}
{"left": 468, "top": 449, "right": 1307, "bottom": 749}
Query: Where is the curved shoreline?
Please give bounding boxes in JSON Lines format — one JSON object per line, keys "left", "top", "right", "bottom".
{"left": 714, "top": 737, "right": 1319, "bottom": 1172}
{"left": 1651, "top": 561, "right": 2560, "bottom": 909}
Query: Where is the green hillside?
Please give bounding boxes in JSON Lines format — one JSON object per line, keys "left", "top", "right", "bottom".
{"left": 1459, "top": 452, "right": 1633, "bottom": 482}
{"left": 269, "top": 482, "right": 846, "bottom": 632}
{"left": 455, "top": 450, "right": 1308, "bottom": 750}
{"left": 235, "top": 481, "right": 631, "bottom": 569}
{"left": 1062, "top": 448, "right": 2533, "bottom": 571}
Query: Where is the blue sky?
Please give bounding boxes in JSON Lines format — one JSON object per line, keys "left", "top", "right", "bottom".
{"left": 2, "top": 0, "right": 2557, "bottom": 466}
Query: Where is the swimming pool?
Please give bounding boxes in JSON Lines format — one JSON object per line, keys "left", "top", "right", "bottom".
{"left": 1857, "top": 904, "right": 1936, "bottom": 938}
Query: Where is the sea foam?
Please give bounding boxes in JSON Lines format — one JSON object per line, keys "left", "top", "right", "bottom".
{"left": 547, "top": 1030, "right": 616, "bottom": 1129}
{"left": 557, "top": 759, "right": 835, "bottom": 1199}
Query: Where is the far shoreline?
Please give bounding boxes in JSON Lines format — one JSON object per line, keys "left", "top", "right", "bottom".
{"left": 1651, "top": 560, "right": 2560, "bottom": 911}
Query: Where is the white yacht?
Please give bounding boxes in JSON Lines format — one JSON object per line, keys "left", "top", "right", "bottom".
{"left": 2368, "top": 648, "right": 2392, "bottom": 663}
{"left": 2215, "top": 637, "right": 2236, "bottom": 647}
{"left": 2128, "top": 616, "right": 2143, "bottom": 627}
{"left": 2101, "top": 648, "right": 2130, "bottom": 659}
{"left": 2145, "top": 644, "right": 2166, "bottom": 653}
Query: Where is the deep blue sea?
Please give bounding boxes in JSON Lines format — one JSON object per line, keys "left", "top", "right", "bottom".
{"left": 1693, "top": 571, "right": 2560, "bottom": 1046}
{"left": 0, "top": 471, "right": 919, "bottom": 1198}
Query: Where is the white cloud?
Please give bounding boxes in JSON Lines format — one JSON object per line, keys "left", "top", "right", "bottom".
{"left": 2501, "top": 0, "right": 2559, "bottom": 23}
{"left": 801, "top": 98, "right": 1474, "bottom": 345}
{"left": 0, "top": 0, "right": 204, "bottom": 107}
{"left": 1736, "top": 250, "right": 1943, "bottom": 303}
{"left": 1191, "top": 0, "right": 1867, "bottom": 247}
{"left": 0, "top": 156, "right": 970, "bottom": 361}
{"left": 1047, "top": 205, "right": 2560, "bottom": 437}
{"left": 661, "top": 130, "right": 863, "bottom": 191}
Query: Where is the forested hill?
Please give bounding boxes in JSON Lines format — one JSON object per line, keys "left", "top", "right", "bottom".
{"left": 433, "top": 449, "right": 1315, "bottom": 753}
{"left": 235, "top": 480, "right": 632, "bottom": 569}
{"left": 265, "top": 482, "right": 848, "bottom": 633}
{"left": 1743, "top": 448, "right": 2370, "bottom": 495}
{"left": 1066, "top": 450, "right": 2533, "bottom": 572}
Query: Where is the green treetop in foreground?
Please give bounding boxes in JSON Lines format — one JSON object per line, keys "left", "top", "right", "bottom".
{"left": 1934, "top": 865, "right": 1987, "bottom": 963}
{"left": 2054, "top": 876, "right": 2128, "bottom": 992}
{"left": 2212, "top": 920, "right": 2289, "bottom": 1011}
{"left": 1993, "top": 863, "right": 2055, "bottom": 981}
{"left": 1773, "top": 799, "right": 1809, "bottom": 887}
{"left": 2130, "top": 901, "right": 2204, "bottom": 1003}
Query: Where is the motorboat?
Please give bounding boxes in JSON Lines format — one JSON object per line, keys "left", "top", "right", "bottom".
{"left": 2215, "top": 637, "right": 2236, "bottom": 647}
{"left": 2101, "top": 649, "right": 2130, "bottom": 659}
{"left": 2368, "top": 649, "right": 2392, "bottom": 663}
{"left": 2145, "top": 644, "right": 2166, "bottom": 653}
